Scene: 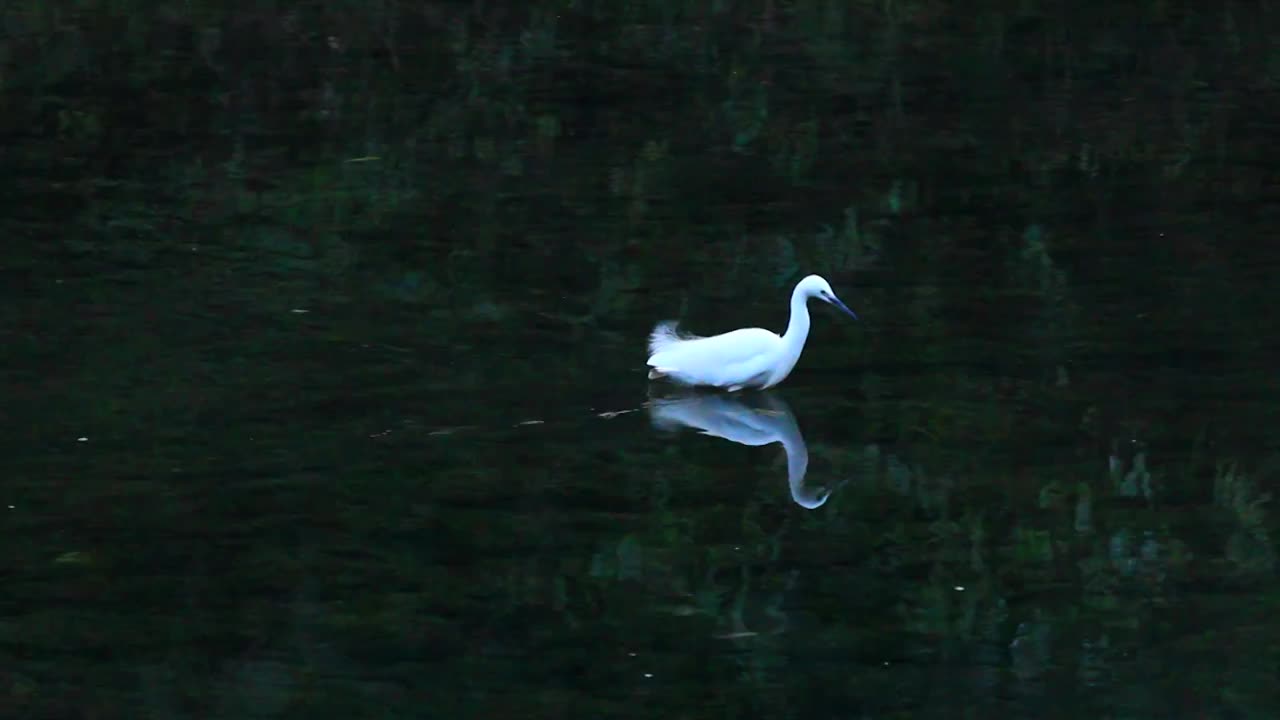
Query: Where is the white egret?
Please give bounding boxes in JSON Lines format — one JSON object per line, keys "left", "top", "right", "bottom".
{"left": 646, "top": 274, "right": 857, "bottom": 391}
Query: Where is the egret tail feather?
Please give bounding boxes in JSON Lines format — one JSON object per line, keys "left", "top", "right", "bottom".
{"left": 647, "top": 321, "right": 702, "bottom": 355}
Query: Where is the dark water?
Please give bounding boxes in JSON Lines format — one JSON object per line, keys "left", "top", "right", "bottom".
{"left": 6, "top": 4, "right": 1280, "bottom": 718}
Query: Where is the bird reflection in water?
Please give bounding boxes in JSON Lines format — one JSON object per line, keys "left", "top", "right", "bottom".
{"left": 647, "top": 391, "right": 841, "bottom": 509}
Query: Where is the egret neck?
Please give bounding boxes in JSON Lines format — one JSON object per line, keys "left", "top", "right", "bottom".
{"left": 776, "top": 283, "right": 814, "bottom": 375}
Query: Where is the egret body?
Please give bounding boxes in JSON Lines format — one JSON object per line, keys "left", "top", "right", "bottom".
{"left": 645, "top": 274, "right": 857, "bottom": 391}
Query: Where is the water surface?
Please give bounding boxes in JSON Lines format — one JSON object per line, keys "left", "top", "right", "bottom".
{"left": 6, "top": 4, "right": 1280, "bottom": 718}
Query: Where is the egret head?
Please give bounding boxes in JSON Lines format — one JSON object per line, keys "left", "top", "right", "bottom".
{"left": 797, "top": 274, "right": 858, "bottom": 320}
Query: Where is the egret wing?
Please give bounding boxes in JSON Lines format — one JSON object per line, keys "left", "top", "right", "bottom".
{"left": 646, "top": 327, "right": 780, "bottom": 388}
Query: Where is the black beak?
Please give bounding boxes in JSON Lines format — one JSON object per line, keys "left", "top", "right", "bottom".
{"left": 826, "top": 294, "right": 858, "bottom": 320}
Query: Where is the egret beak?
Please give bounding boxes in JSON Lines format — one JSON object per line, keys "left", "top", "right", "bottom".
{"left": 827, "top": 294, "right": 858, "bottom": 320}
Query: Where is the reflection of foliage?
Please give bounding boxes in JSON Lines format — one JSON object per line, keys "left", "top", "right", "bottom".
{"left": 1215, "top": 462, "right": 1275, "bottom": 579}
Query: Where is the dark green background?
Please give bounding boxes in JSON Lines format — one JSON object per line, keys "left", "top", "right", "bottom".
{"left": 5, "top": 2, "right": 1279, "bottom": 717}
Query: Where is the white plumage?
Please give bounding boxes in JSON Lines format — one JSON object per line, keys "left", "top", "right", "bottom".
{"left": 646, "top": 274, "right": 857, "bottom": 391}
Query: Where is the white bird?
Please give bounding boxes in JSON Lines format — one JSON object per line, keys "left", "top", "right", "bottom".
{"left": 646, "top": 274, "right": 858, "bottom": 391}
